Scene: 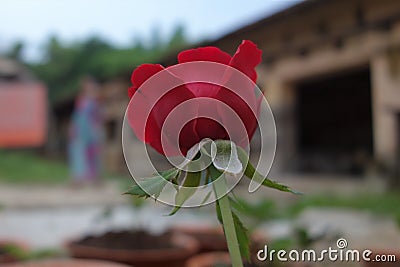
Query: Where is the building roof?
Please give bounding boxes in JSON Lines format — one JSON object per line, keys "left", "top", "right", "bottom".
{"left": 161, "top": 0, "right": 319, "bottom": 65}
{"left": 206, "top": 0, "right": 318, "bottom": 46}
{"left": 0, "top": 56, "right": 34, "bottom": 81}
{"left": 162, "top": 0, "right": 400, "bottom": 66}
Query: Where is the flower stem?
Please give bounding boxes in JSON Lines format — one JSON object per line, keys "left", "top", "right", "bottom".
{"left": 212, "top": 170, "right": 243, "bottom": 267}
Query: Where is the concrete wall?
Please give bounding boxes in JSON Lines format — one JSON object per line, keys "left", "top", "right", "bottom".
{"left": 371, "top": 48, "right": 400, "bottom": 166}
{"left": 253, "top": 0, "right": 400, "bottom": 173}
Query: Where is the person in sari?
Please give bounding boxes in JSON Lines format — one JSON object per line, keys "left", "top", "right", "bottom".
{"left": 69, "top": 76, "right": 103, "bottom": 184}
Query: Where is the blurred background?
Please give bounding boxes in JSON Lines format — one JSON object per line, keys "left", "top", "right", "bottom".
{"left": 0, "top": 0, "right": 400, "bottom": 266}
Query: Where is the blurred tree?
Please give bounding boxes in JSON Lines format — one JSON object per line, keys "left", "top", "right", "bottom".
{"left": 7, "top": 41, "right": 25, "bottom": 61}
{"left": 150, "top": 26, "right": 163, "bottom": 51}
{"left": 168, "top": 24, "right": 186, "bottom": 50}
{"left": 28, "top": 25, "right": 190, "bottom": 104}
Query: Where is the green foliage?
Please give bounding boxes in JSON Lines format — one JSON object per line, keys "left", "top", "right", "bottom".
{"left": 286, "top": 193, "right": 400, "bottom": 227}
{"left": 6, "top": 41, "right": 24, "bottom": 61}
{"left": 235, "top": 198, "right": 279, "bottom": 222}
{"left": 237, "top": 192, "right": 400, "bottom": 228}
{"left": 0, "top": 150, "right": 69, "bottom": 184}
{"left": 1, "top": 244, "right": 63, "bottom": 261}
{"left": 27, "top": 25, "right": 189, "bottom": 104}
{"left": 130, "top": 195, "right": 146, "bottom": 208}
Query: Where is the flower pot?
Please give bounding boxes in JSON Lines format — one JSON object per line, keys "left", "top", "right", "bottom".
{"left": 186, "top": 252, "right": 231, "bottom": 267}
{"left": 172, "top": 226, "right": 227, "bottom": 253}
{"left": 67, "top": 230, "right": 199, "bottom": 267}
{"left": 2, "top": 259, "right": 131, "bottom": 267}
{"left": 172, "top": 226, "right": 268, "bottom": 254}
{"left": 186, "top": 252, "right": 263, "bottom": 267}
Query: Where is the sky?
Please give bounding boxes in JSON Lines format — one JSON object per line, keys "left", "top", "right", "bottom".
{"left": 0, "top": 0, "right": 301, "bottom": 62}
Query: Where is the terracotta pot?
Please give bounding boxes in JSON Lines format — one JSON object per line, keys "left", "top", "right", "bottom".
{"left": 67, "top": 231, "right": 199, "bottom": 267}
{"left": 362, "top": 249, "right": 400, "bottom": 267}
{"left": 172, "top": 226, "right": 227, "bottom": 252}
{"left": 186, "top": 252, "right": 231, "bottom": 267}
{"left": 186, "top": 252, "right": 264, "bottom": 267}
{"left": 2, "top": 259, "right": 131, "bottom": 267}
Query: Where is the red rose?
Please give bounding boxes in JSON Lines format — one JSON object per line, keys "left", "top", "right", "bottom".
{"left": 127, "top": 40, "right": 262, "bottom": 156}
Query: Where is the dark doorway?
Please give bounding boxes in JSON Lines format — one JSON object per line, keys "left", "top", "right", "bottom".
{"left": 296, "top": 67, "right": 373, "bottom": 174}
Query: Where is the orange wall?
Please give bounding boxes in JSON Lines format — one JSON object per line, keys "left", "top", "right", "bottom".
{"left": 0, "top": 82, "right": 47, "bottom": 147}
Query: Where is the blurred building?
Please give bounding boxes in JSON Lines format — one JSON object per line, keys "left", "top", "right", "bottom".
{"left": 98, "top": 0, "right": 400, "bottom": 177}
{"left": 165, "top": 0, "right": 400, "bottom": 176}
{"left": 0, "top": 57, "right": 47, "bottom": 148}
{"left": 100, "top": 77, "right": 170, "bottom": 174}
{"left": 101, "top": 78, "right": 130, "bottom": 173}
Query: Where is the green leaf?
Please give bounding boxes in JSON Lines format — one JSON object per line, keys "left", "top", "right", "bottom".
{"left": 157, "top": 168, "right": 181, "bottom": 179}
{"left": 169, "top": 170, "right": 201, "bottom": 215}
{"left": 212, "top": 140, "right": 242, "bottom": 175}
{"left": 124, "top": 168, "right": 180, "bottom": 199}
{"left": 228, "top": 195, "right": 246, "bottom": 214}
{"left": 200, "top": 190, "right": 212, "bottom": 206}
{"left": 232, "top": 211, "right": 250, "bottom": 261}
{"left": 125, "top": 176, "right": 166, "bottom": 199}
{"left": 215, "top": 200, "right": 223, "bottom": 224}
{"left": 237, "top": 146, "right": 301, "bottom": 195}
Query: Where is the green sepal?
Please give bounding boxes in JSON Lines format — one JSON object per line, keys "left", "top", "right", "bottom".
{"left": 124, "top": 168, "right": 180, "bottom": 199}
{"left": 168, "top": 170, "right": 202, "bottom": 216}
{"left": 212, "top": 140, "right": 242, "bottom": 175}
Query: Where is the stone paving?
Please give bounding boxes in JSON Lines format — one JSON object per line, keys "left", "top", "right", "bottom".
{"left": 0, "top": 175, "right": 399, "bottom": 267}
{"left": 0, "top": 182, "right": 126, "bottom": 209}
{"left": 0, "top": 173, "right": 387, "bottom": 208}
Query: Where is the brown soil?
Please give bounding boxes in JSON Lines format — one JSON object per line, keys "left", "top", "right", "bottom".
{"left": 72, "top": 230, "right": 177, "bottom": 250}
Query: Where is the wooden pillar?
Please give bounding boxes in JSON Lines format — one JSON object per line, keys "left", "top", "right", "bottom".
{"left": 370, "top": 49, "right": 400, "bottom": 167}
{"left": 262, "top": 76, "right": 297, "bottom": 173}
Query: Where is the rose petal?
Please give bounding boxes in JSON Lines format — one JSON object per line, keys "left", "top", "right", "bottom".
{"left": 127, "top": 92, "right": 165, "bottom": 154}
{"left": 129, "top": 64, "right": 164, "bottom": 97}
{"left": 184, "top": 82, "right": 221, "bottom": 98}
{"left": 128, "top": 65, "right": 198, "bottom": 155}
{"left": 178, "top": 46, "right": 231, "bottom": 65}
{"left": 128, "top": 86, "right": 136, "bottom": 98}
{"left": 179, "top": 121, "right": 201, "bottom": 155}
{"left": 152, "top": 84, "right": 198, "bottom": 155}
{"left": 215, "top": 87, "right": 258, "bottom": 144}
{"left": 229, "top": 40, "right": 262, "bottom": 82}
{"left": 195, "top": 117, "right": 227, "bottom": 141}
{"left": 127, "top": 41, "right": 263, "bottom": 155}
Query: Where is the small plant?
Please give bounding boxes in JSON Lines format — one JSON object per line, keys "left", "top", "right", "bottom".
{"left": 123, "top": 40, "right": 300, "bottom": 266}
{"left": 0, "top": 243, "right": 63, "bottom": 263}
